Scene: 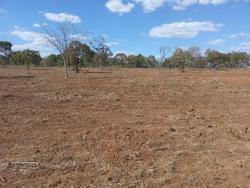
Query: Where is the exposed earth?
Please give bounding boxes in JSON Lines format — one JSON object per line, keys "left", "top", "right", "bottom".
{"left": 1, "top": 67, "right": 250, "bottom": 187}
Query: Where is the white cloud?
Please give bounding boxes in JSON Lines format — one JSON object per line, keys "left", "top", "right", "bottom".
{"left": 240, "top": 42, "right": 250, "bottom": 46}
{"left": 105, "top": 0, "right": 135, "bottom": 15}
{"left": 12, "top": 43, "right": 54, "bottom": 57}
{"left": 105, "top": 0, "right": 245, "bottom": 13}
{"left": 32, "top": 23, "right": 48, "bottom": 28}
{"left": 105, "top": 0, "right": 239, "bottom": 13}
{"left": 44, "top": 12, "right": 81, "bottom": 23}
{"left": 207, "top": 38, "right": 225, "bottom": 46}
{"left": 11, "top": 30, "right": 47, "bottom": 43}
{"left": 170, "top": 0, "right": 226, "bottom": 10}
{"left": 70, "top": 34, "right": 90, "bottom": 41}
{"left": 228, "top": 32, "right": 250, "bottom": 39}
{"left": 11, "top": 28, "right": 55, "bottom": 57}
{"left": 149, "top": 21, "right": 221, "bottom": 38}
{"left": 134, "top": 0, "right": 166, "bottom": 12}
{"left": 114, "top": 50, "right": 136, "bottom": 56}
{"left": 0, "top": 8, "right": 7, "bottom": 14}
{"left": 33, "top": 23, "right": 41, "bottom": 28}
{"left": 105, "top": 41, "right": 120, "bottom": 47}
{"left": 229, "top": 42, "right": 250, "bottom": 52}
{"left": 11, "top": 27, "right": 89, "bottom": 57}
{"left": 14, "top": 25, "right": 26, "bottom": 30}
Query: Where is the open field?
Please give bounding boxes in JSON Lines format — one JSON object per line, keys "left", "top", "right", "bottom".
{"left": 1, "top": 67, "right": 250, "bottom": 187}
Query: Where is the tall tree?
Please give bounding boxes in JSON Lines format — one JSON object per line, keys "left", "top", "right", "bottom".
{"left": 78, "top": 43, "right": 94, "bottom": 67}
{"left": 186, "top": 46, "right": 201, "bottom": 67}
{"left": 66, "top": 40, "right": 82, "bottom": 73}
{"left": 90, "top": 37, "right": 113, "bottom": 67}
{"left": 147, "top": 55, "right": 157, "bottom": 68}
{"left": 66, "top": 41, "right": 94, "bottom": 72}
{"left": 159, "top": 46, "right": 171, "bottom": 66}
{"left": 127, "top": 54, "right": 146, "bottom": 68}
{"left": 228, "top": 52, "right": 249, "bottom": 68}
{"left": 170, "top": 48, "right": 186, "bottom": 72}
{"left": 114, "top": 53, "right": 127, "bottom": 67}
{"left": 205, "top": 49, "right": 228, "bottom": 68}
{"left": 43, "top": 21, "right": 86, "bottom": 78}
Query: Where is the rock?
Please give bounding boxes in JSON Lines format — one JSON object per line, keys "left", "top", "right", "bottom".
{"left": 107, "top": 176, "right": 113, "bottom": 181}
{"left": 169, "top": 127, "right": 176, "bottom": 132}
{"left": 188, "top": 106, "right": 195, "bottom": 112}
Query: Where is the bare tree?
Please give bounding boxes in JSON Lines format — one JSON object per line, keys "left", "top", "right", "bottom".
{"left": 90, "top": 37, "right": 113, "bottom": 68}
{"left": 159, "top": 46, "right": 171, "bottom": 66}
{"left": 43, "top": 20, "right": 86, "bottom": 78}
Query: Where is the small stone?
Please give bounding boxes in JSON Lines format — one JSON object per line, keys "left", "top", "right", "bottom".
{"left": 42, "top": 117, "right": 49, "bottom": 123}
{"left": 107, "top": 176, "right": 113, "bottom": 181}
{"left": 169, "top": 128, "right": 176, "bottom": 132}
{"left": 188, "top": 106, "right": 195, "bottom": 112}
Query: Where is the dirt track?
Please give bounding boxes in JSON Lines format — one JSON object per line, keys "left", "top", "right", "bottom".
{"left": 1, "top": 67, "right": 250, "bottom": 188}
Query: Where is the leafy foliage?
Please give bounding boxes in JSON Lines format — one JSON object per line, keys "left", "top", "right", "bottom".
{"left": 11, "top": 49, "right": 42, "bottom": 69}
{"left": 0, "top": 41, "right": 12, "bottom": 66}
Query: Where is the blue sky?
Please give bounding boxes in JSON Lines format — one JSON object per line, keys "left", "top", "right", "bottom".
{"left": 0, "top": 0, "right": 250, "bottom": 57}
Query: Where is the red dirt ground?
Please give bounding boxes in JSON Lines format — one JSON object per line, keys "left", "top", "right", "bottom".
{"left": 1, "top": 67, "right": 250, "bottom": 188}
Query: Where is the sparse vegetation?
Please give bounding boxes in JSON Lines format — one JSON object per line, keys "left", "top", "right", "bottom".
{"left": 1, "top": 39, "right": 249, "bottom": 75}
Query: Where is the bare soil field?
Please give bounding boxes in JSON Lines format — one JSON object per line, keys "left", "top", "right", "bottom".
{"left": 1, "top": 67, "right": 250, "bottom": 188}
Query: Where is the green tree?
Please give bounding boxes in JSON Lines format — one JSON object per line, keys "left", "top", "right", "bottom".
{"left": 186, "top": 46, "right": 201, "bottom": 67}
{"left": 170, "top": 48, "right": 186, "bottom": 72}
{"left": 228, "top": 52, "right": 249, "bottom": 68}
{"left": 11, "top": 49, "right": 42, "bottom": 69}
{"left": 195, "top": 57, "right": 207, "bottom": 68}
{"left": 91, "top": 37, "right": 113, "bottom": 67}
{"left": 43, "top": 54, "right": 64, "bottom": 66}
{"left": 66, "top": 41, "right": 82, "bottom": 73}
{"left": 162, "top": 58, "right": 171, "bottom": 68}
{"left": 205, "top": 49, "right": 228, "bottom": 68}
{"left": 127, "top": 54, "right": 146, "bottom": 68}
{"left": 79, "top": 44, "right": 95, "bottom": 67}
{"left": 146, "top": 55, "right": 157, "bottom": 68}
{"left": 114, "top": 53, "right": 127, "bottom": 67}
{"left": 66, "top": 41, "right": 94, "bottom": 72}
{"left": 11, "top": 51, "right": 23, "bottom": 65}
{"left": 0, "top": 41, "right": 12, "bottom": 66}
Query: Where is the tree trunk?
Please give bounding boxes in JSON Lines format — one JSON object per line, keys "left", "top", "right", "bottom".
{"left": 63, "top": 57, "right": 69, "bottom": 79}
{"left": 99, "top": 59, "right": 102, "bottom": 68}
{"left": 75, "top": 62, "right": 79, "bottom": 73}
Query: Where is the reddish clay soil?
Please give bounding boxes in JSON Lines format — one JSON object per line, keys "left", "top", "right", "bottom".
{"left": 1, "top": 67, "right": 250, "bottom": 188}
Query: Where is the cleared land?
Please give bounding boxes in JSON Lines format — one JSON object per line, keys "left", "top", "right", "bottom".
{"left": 1, "top": 67, "right": 250, "bottom": 187}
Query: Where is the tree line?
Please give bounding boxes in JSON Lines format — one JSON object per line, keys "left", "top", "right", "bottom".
{"left": 1, "top": 40, "right": 250, "bottom": 71}
{"left": 1, "top": 20, "right": 250, "bottom": 79}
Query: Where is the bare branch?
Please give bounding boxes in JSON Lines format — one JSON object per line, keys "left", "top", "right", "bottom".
{"left": 160, "top": 46, "right": 171, "bottom": 64}
{"left": 41, "top": 20, "right": 88, "bottom": 78}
